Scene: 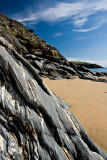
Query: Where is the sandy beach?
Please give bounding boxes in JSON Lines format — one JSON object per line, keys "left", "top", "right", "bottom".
{"left": 43, "top": 77, "right": 107, "bottom": 152}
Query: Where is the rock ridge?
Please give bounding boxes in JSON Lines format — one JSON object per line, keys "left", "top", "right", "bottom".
{"left": 0, "top": 36, "right": 107, "bottom": 160}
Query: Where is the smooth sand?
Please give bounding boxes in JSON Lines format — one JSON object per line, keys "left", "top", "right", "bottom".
{"left": 43, "top": 77, "right": 107, "bottom": 152}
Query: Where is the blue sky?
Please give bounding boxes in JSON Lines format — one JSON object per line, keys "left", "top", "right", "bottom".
{"left": 1, "top": 0, "right": 107, "bottom": 67}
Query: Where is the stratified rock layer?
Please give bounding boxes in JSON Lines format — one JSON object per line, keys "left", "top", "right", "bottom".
{"left": 1, "top": 13, "right": 107, "bottom": 81}
{"left": 0, "top": 38, "right": 107, "bottom": 160}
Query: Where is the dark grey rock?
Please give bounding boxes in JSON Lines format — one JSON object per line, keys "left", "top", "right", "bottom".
{"left": 0, "top": 37, "right": 107, "bottom": 160}
{"left": 96, "top": 72, "right": 105, "bottom": 77}
{"left": 33, "top": 60, "right": 44, "bottom": 70}
{"left": 61, "top": 65, "right": 77, "bottom": 75}
{"left": 44, "top": 63, "right": 57, "bottom": 70}
{"left": 102, "top": 72, "right": 107, "bottom": 76}
{"left": 79, "top": 72, "right": 96, "bottom": 80}
{"left": 55, "top": 69, "right": 69, "bottom": 76}
{"left": 77, "top": 66, "right": 95, "bottom": 75}
{"left": 25, "top": 54, "right": 37, "bottom": 59}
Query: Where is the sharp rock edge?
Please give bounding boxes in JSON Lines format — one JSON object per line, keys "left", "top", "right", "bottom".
{"left": 0, "top": 37, "right": 107, "bottom": 160}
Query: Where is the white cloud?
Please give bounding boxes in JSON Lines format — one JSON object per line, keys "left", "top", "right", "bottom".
{"left": 15, "top": 0, "right": 107, "bottom": 32}
{"left": 72, "top": 25, "right": 101, "bottom": 32}
{"left": 73, "top": 18, "right": 88, "bottom": 27}
{"left": 73, "top": 18, "right": 107, "bottom": 32}
{"left": 54, "top": 33, "right": 63, "bottom": 37}
{"left": 66, "top": 57, "right": 107, "bottom": 67}
{"left": 75, "top": 36, "right": 91, "bottom": 40}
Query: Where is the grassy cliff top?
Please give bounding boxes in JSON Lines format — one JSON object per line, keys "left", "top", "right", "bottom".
{"left": 72, "top": 61, "right": 103, "bottom": 68}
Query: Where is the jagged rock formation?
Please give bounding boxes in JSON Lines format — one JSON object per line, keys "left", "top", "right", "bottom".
{"left": 0, "top": 36, "right": 107, "bottom": 160}
{"left": 1, "top": 13, "right": 104, "bottom": 81}
{"left": 0, "top": 13, "right": 78, "bottom": 79}
{"left": 0, "top": 13, "right": 63, "bottom": 58}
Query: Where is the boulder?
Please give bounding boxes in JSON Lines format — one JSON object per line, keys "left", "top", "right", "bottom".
{"left": 25, "top": 54, "right": 37, "bottom": 59}
{"left": 95, "top": 72, "right": 105, "bottom": 77}
{"left": 77, "top": 66, "right": 95, "bottom": 75}
{"left": 44, "top": 63, "right": 57, "bottom": 70}
{"left": 33, "top": 60, "right": 44, "bottom": 70}
{"left": 79, "top": 72, "right": 96, "bottom": 80}
{"left": 61, "top": 65, "right": 77, "bottom": 75}
{"left": 102, "top": 72, "right": 107, "bottom": 76}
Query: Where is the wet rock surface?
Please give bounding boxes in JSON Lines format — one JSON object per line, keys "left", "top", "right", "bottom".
{"left": 0, "top": 37, "right": 107, "bottom": 160}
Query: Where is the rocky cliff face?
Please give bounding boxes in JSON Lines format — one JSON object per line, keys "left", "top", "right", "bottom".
{"left": 0, "top": 13, "right": 78, "bottom": 79}
{"left": 0, "top": 35, "right": 107, "bottom": 160}
{"left": 0, "top": 13, "right": 107, "bottom": 81}
{"left": 0, "top": 13, "right": 64, "bottom": 58}
{"left": 0, "top": 14, "right": 107, "bottom": 159}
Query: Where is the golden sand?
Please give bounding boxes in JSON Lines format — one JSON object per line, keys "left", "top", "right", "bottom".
{"left": 43, "top": 77, "right": 107, "bottom": 152}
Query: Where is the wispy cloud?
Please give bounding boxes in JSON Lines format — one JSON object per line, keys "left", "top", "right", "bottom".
{"left": 72, "top": 18, "right": 88, "bottom": 27}
{"left": 67, "top": 57, "right": 107, "bottom": 67}
{"left": 54, "top": 33, "right": 63, "bottom": 37}
{"left": 73, "top": 17, "right": 107, "bottom": 32}
{"left": 75, "top": 36, "right": 92, "bottom": 40}
{"left": 15, "top": 0, "right": 107, "bottom": 32}
{"left": 73, "top": 25, "right": 101, "bottom": 32}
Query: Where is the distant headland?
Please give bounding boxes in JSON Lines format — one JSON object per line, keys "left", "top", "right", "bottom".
{"left": 71, "top": 61, "right": 103, "bottom": 68}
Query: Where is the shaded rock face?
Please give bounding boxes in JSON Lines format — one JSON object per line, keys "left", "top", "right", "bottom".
{"left": 0, "top": 38, "right": 107, "bottom": 160}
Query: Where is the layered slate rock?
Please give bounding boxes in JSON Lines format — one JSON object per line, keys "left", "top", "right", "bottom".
{"left": 1, "top": 13, "right": 105, "bottom": 81}
{"left": 0, "top": 38, "right": 107, "bottom": 160}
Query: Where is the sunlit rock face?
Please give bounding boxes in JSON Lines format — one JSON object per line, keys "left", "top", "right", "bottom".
{"left": 0, "top": 13, "right": 63, "bottom": 58}
{"left": 0, "top": 37, "right": 107, "bottom": 160}
{"left": 1, "top": 13, "right": 100, "bottom": 81}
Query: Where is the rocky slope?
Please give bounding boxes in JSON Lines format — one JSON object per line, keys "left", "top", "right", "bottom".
{"left": 1, "top": 13, "right": 104, "bottom": 81}
{"left": 0, "top": 34, "right": 107, "bottom": 160}
{"left": 0, "top": 13, "right": 63, "bottom": 57}
{"left": 0, "top": 13, "right": 79, "bottom": 79}
{"left": 0, "top": 13, "right": 107, "bottom": 159}
{"left": 1, "top": 13, "right": 107, "bottom": 81}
